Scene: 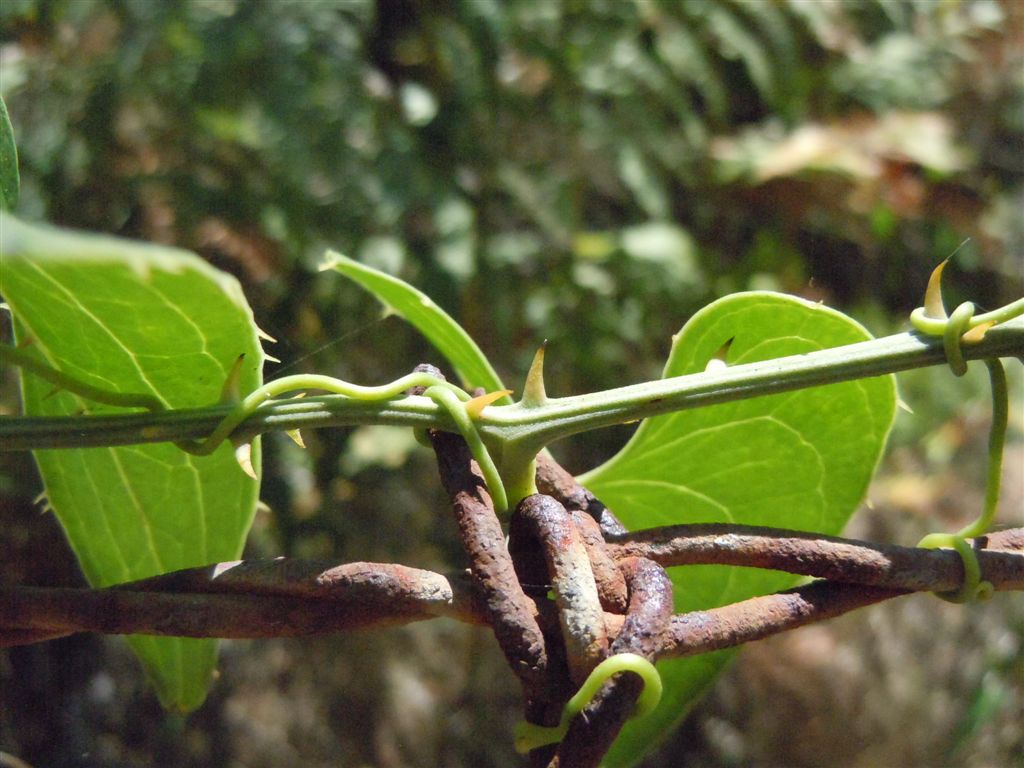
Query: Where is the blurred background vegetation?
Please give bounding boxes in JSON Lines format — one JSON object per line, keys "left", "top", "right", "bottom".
{"left": 0, "top": 1, "right": 1021, "bottom": 766}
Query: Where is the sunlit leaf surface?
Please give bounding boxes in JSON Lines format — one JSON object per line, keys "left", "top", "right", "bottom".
{"left": 581, "top": 292, "right": 896, "bottom": 766}
{"left": 0, "top": 214, "right": 264, "bottom": 711}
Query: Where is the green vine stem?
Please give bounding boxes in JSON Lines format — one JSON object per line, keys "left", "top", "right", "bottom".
{"left": 422, "top": 384, "right": 508, "bottom": 513}
{"left": 3, "top": 314, "right": 1022, "bottom": 456}
{"left": 177, "top": 371, "right": 473, "bottom": 455}
{"left": 915, "top": 361, "right": 1005, "bottom": 603}
{"left": 0, "top": 343, "right": 164, "bottom": 411}
{"left": 909, "top": 297, "right": 1024, "bottom": 340}
{"left": 918, "top": 359, "right": 1007, "bottom": 550}
{"left": 1, "top": 349, "right": 511, "bottom": 512}
{"left": 910, "top": 262, "right": 1018, "bottom": 603}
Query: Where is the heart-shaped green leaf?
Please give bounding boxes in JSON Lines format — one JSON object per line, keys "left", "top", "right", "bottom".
{"left": 0, "top": 214, "right": 264, "bottom": 711}
{"left": 580, "top": 292, "right": 896, "bottom": 766}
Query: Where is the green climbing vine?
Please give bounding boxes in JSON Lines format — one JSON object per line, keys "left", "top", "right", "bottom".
{"left": 910, "top": 260, "right": 1020, "bottom": 603}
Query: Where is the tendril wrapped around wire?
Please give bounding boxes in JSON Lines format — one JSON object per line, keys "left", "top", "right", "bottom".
{"left": 0, "top": 345, "right": 511, "bottom": 513}
{"left": 910, "top": 259, "right": 1021, "bottom": 603}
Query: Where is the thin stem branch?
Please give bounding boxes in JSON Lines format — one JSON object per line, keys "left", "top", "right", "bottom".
{"left": 2, "top": 316, "right": 1021, "bottom": 452}
{"left": 499, "top": 314, "right": 1023, "bottom": 450}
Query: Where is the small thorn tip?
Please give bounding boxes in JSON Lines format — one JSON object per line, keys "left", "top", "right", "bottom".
{"left": 522, "top": 342, "right": 548, "bottom": 408}
{"left": 234, "top": 442, "right": 258, "bottom": 479}
{"left": 923, "top": 260, "right": 949, "bottom": 320}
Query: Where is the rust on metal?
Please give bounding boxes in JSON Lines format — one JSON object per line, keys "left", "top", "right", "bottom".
{"left": 606, "top": 522, "right": 1024, "bottom": 592}
{"left": 511, "top": 494, "right": 609, "bottom": 686}
{"left": 553, "top": 557, "right": 674, "bottom": 768}
{"left": 664, "top": 581, "right": 900, "bottom": 659}
{"left": 535, "top": 454, "right": 628, "bottom": 536}
{"left": 428, "top": 428, "right": 550, "bottom": 700}
{"left": 568, "top": 509, "right": 628, "bottom": 614}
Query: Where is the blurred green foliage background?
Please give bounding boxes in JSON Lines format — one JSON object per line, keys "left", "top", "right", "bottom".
{"left": 1, "top": 1, "right": 1021, "bottom": 766}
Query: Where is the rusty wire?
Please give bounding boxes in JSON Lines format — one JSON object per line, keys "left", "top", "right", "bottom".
{"left": 4, "top": 532, "right": 1019, "bottom": 645}
{"left": 427, "top": 428, "right": 550, "bottom": 705}
{"left": 3, "top": 430, "right": 1023, "bottom": 765}
{"left": 552, "top": 556, "right": 673, "bottom": 768}
{"left": 5, "top": 529, "right": 1017, "bottom": 635}
{"left": 510, "top": 494, "right": 609, "bottom": 686}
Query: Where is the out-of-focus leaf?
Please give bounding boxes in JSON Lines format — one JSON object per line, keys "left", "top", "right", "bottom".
{"left": 0, "top": 95, "right": 19, "bottom": 211}
{"left": 707, "top": 4, "right": 777, "bottom": 105}
{"left": 620, "top": 222, "right": 702, "bottom": 288}
{"left": 832, "top": 33, "right": 951, "bottom": 110}
{"left": 399, "top": 82, "right": 439, "bottom": 126}
{"left": 618, "top": 145, "right": 670, "bottom": 220}
{"left": 434, "top": 197, "right": 476, "bottom": 280}
{"left": 712, "top": 112, "right": 970, "bottom": 183}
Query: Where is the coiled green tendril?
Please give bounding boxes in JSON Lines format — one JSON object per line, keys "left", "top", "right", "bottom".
{"left": 0, "top": 344, "right": 509, "bottom": 513}
{"left": 910, "top": 261, "right": 1020, "bottom": 603}
{"left": 514, "top": 653, "right": 662, "bottom": 754}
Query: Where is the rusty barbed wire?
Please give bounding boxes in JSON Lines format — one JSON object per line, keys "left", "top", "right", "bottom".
{"left": 511, "top": 494, "right": 610, "bottom": 686}
{"left": 2, "top": 433, "right": 1022, "bottom": 765}
{"left": 3, "top": 525, "right": 1019, "bottom": 648}
{"left": 552, "top": 556, "right": 673, "bottom": 768}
